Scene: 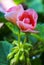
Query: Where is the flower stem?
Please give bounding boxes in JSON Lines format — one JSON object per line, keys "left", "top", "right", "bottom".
{"left": 27, "top": 53, "right": 31, "bottom": 65}
{"left": 24, "top": 33, "right": 31, "bottom": 65}
{"left": 26, "top": 33, "right": 29, "bottom": 42}
{"left": 24, "top": 33, "right": 29, "bottom": 44}
{"left": 18, "top": 29, "right": 20, "bottom": 47}
{"left": 24, "top": 35, "right": 26, "bottom": 44}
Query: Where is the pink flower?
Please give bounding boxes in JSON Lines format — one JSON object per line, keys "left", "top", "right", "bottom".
{"left": 0, "top": 0, "right": 38, "bottom": 32}
{"left": 5, "top": 5, "right": 24, "bottom": 24}
{"left": 4, "top": 4, "right": 38, "bottom": 33}
{"left": 1, "top": 0, "right": 16, "bottom": 10}
{"left": 17, "top": 9, "right": 38, "bottom": 32}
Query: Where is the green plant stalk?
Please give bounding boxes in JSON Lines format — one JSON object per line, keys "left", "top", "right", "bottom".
{"left": 23, "top": 35, "right": 26, "bottom": 44}
{"left": 24, "top": 33, "right": 31, "bottom": 65}
{"left": 25, "top": 32, "right": 30, "bottom": 43}
{"left": 27, "top": 53, "right": 31, "bottom": 65}
{"left": 24, "top": 33, "right": 28, "bottom": 44}
{"left": 18, "top": 29, "right": 20, "bottom": 47}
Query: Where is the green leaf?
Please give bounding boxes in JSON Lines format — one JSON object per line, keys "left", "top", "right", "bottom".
{"left": 31, "top": 24, "right": 44, "bottom": 42}
{"left": 14, "top": 0, "right": 26, "bottom": 4}
{"left": 0, "top": 12, "right": 7, "bottom": 23}
{"left": 6, "top": 22, "right": 19, "bottom": 35}
{"left": 0, "top": 41, "right": 13, "bottom": 65}
{"left": 0, "top": 12, "right": 25, "bottom": 37}
{"left": 6, "top": 22, "right": 25, "bottom": 36}
{"left": 20, "top": 52, "right": 25, "bottom": 61}
{"left": 31, "top": 57, "right": 42, "bottom": 65}
{"left": 26, "top": 0, "right": 44, "bottom": 13}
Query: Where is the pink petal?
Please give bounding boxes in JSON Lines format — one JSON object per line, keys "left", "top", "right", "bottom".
{"left": 5, "top": 11, "right": 17, "bottom": 24}
{"left": 5, "top": 5, "right": 24, "bottom": 24}
{"left": 26, "top": 9, "right": 38, "bottom": 28}
{"left": 16, "top": 5, "right": 24, "bottom": 17}
{"left": 7, "top": 4, "right": 24, "bottom": 13}
{"left": 1, "top": 0, "right": 16, "bottom": 10}
{"left": 17, "top": 20, "right": 34, "bottom": 30}
{"left": 17, "top": 20, "right": 39, "bottom": 33}
{"left": 21, "top": 29, "right": 39, "bottom": 33}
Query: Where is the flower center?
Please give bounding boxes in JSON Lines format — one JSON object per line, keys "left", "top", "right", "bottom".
{"left": 23, "top": 18, "right": 30, "bottom": 24}
{"left": 19, "top": 12, "right": 34, "bottom": 26}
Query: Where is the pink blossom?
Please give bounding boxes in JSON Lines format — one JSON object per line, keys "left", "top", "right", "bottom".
{"left": 0, "top": 0, "right": 38, "bottom": 32}
{"left": 1, "top": 0, "right": 16, "bottom": 10}
{"left": 4, "top": 4, "right": 38, "bottom": 33}
{"left": 17, "top": 9, "right": 38, "bottom": 32}
{"left": 5, "top": 5, "right": 24, "bottom": 24}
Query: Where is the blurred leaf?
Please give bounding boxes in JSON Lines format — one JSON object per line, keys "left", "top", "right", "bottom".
{"left": 31, "top": 57, "right": 42, "bottom": 65}
{"left": 0, "top": 41, "right": 13, "bottom": 65}
{"left": 0, "top": 12, "right": 7, "bottom": 23}
{"left": 6, "top": 22, "right": 25, "bottom": 36}
{"left": 0, "top": 12, "right": 25, "bottom": 41}
{"left": 26, "top": 0, "right": 44, "bottom": 13}
{"left": 14, "top": 0, "right": 26, "bottom": 4}
{"left": 6, "top": 22, "right": 19, "bottom": 35}
{"left": 31, "top": 24, "right": 44, "bottom": 42}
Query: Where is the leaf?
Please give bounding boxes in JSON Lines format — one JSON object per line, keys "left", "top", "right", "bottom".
{"left": 20, "top": 52, "right": 25, "bottom": 61}
{"left": 31, "top": 24, "right": 44, "bottom": 42}
{"left": 0, "top": 41, "right": 13, "bottom": 65}
{"left": 26, "top": 0, "right": 44, "bottom": 13}
{"left": 0, "top": 12, "right": 7, "bottom": 23}
{"left": 14, "top": 0, "right": 26, "bottom": 4}
{"left": 31, "top": 57, "right": 42, "bottom": 65}
{"left": 0, "top": 12, "right": 25, "bottom": 37}
{"left": 6, "top": 22, "right": 25, "bottom": 36}
{"left": 6, "top": 22, "right": 19, "bottom": 35}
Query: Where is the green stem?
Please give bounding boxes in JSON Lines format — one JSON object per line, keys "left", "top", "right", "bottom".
{"left": 23, "top": 33, "right": 27, "bottom": 44}
{"left": 24, "top": 33, "right": 31, "bottom": 65}
{"left": 18, "top": 29, "right": 20, "bottom": 47}
{"left": 24, "top": 36, "right": 26, "bottom": 44}
{"left": 26, "top": 52, "right": 31, "bottom": 65}
{"left": 24, "top": 33, "right": 29, "bottom": 44}
{"left": 25, "top": 33, "right": 29, "bottom": 42}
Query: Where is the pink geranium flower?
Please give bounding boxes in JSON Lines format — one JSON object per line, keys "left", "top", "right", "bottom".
{"left": 17, "top": 9, "right": 38, "bottom": 32}
{"left": 0, "top": 0, "right": 38, "bottom": 32}
{"left": 5, "top": 5, "right": 24, "bottom": 24}
{"left": 4, "top": 4, "right": 38, "bottom": 33}
{"left": 1, "top": 0, "right": 16, "bottom": 10}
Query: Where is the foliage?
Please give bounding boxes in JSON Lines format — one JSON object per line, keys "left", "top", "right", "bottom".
{"left": 7, "top": 41, "right": 32, "bottom": 65}
{"left": 26, "top": 0, "right": 44, "bottom": 13}
{"left": 0, "top": 41, "right": 13, "bottom": 65}
{"left": 0, "top": 11, "right": 44, "bottom": 65}
{"left": 14, "top": 0, "right": 26, "bottom": 4}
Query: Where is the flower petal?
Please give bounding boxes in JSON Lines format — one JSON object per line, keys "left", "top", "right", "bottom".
{"left": 1, "top": 0, "right": 16, "bottom": 10}
{"left": 5, "top": 5, "right": 24, "bottom": 24}
{"left": 26, "top": 9, "right": 38, "bottom": 28}
{"left": 21, "top": 28, "right": 39, "bottom": 33}
{"left": 17, "top": 20, "right": 34, "bottom": 30}
{"left": 7, "top": 4, "right": 24, "bottom": 13}
{"left": 5, "top": 11, "right": 17, "bottom": 24}
{"left": 16, "top": 5, "right": 24, "bottom": 17}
